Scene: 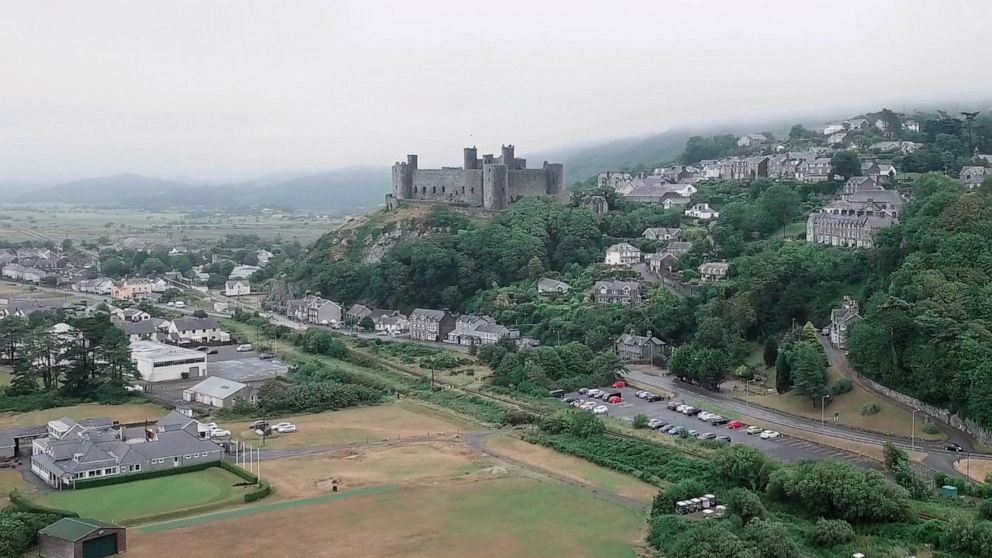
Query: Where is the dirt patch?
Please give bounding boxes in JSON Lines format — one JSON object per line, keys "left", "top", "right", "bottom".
{"left": 0, "top": 402, "right": 166, "bottom": 429}
{"left": 263, "top": 440, "right": 494, "bottom": 499}
{"left": 483, "top": 435, "right": 658, "bottom": 504}
{"left": 954, "top": 458, "right": 992, "bottom": 483}
{"left": 126, "top": 477, "right": 644, "bottom": 558}
{"left": 223, "top": 401, "right": 482, "bottom": 450}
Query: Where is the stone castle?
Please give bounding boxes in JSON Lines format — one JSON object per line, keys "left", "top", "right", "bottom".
{"left": 389, "top": 145, "right": 564, "bottom": 211}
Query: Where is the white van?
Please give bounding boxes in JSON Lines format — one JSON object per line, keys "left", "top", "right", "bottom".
{"left": 174, "top": 301, "right": 186, "bottom": 309}
{"left": 236, "top": 344, "right": 253, "bottom": 352}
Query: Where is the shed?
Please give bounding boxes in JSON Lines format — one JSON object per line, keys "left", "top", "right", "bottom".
{"left": 39, "top": 517, "right": 126, "bottom": 558}
{"left": 941, "top": 485, "right": 959, "bottom": 498}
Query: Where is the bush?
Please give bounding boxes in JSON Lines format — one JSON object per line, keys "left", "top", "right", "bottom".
{"left": 766, "top": 461, "right": 911, "bottom": 523}
{"left": 712, "top": 444, "right": 779, "bottom": 492}
{"left": 633, "top": 414, "right": 649, "bottom": 429}
{"left": 810, "top": 518, "right": 855, "bottom": 547}
{"left": 940, "top": 517, "right": 992, "bottom": 556}
{"left": 723, "top": 487, "right": 766, "bottom": 523}
{"left": 0, "top": 510, "right": 62, "bottom": 558}
{"left": 860, "top": 402, "right": 881, "bottom": 416}
{"left": 922, "top": 421, "right": 940, "bottom": 435}
{"left": 830, "top": 378, "right": 852, "bottom": 395}
{"left": 651, "top": 479, "right": 709, "bottom": 517}
{"left": 979, "top": 499, "right": 992, "bottom": 521}
{"left": 501, "top": 409, "right": 537, "bottom": 426}
{"left": 741, "top": 519, "right": 799, "bottom": 558}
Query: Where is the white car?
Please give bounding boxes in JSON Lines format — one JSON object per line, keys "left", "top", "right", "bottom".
{"left": 203, "top": 422, "right": 218, "bottom": 430}
{"left": 760, "top": 430, "right": 781, "bottom": 439}
{"left": 697, "top": 412, "right": 713, "bottom": 421}
{"left": 746, "top": 425, "right": 764, "bottom": 435}
{"left": 675, "top": 404, "right": 688, "bottom": 413}
{"left": 587, "top": 389, "right": 603, "bottom": 398}
{"left": 274, "top": 424, "right": 297, "bottom": 433}
{"left": 210, "top": 428, "right": 231, "bottom": 438}
{"left": 580, "top": 401, "right": 597, "bottom": 410}
{"left": 647, "top": 418, "right": 665, "bottom": 429}
{"left": 592, "top": 405, "right": 609, "bottom": 415}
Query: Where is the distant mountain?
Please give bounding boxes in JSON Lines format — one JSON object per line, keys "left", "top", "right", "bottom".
{"left": 15, "top": 173, "right": 191, "bottom": 204}
{"left": 526, "top": 129, "right": 693, "bottom": 185}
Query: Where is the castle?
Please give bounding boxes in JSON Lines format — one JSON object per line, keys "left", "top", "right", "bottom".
{"left": 389, "top": 145, "right": 564, "bottom": 211}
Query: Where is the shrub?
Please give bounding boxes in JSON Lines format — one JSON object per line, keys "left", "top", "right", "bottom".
{"left": 766, "top": 461, "right": 911, "bottom": 523}
{"left": 723, "top": 488, "right": 766, "bottom": 523}
{"left": 651, "top": 479, "right": 708, "bottom": 517}
{"left": 940, "top": 517, "right": 992, "bottom": 556}
{"left": 0, "top": 510, "right": 62, "bottom": 558}
{"left": 501, "top": 409, "right": 537, "bottom": 426}
{"left": 741, "top": 519, "right": 799, "bottom": 558}
{"left": 979, "top": 499, "right": 992, "bottom": 521}
{"left": 922, "top": 421, "right": 940, "bottom": 435}
{"left": 860, "top": 402, "right": 881, "bottom": 416}
{"left": 810, "top": 518, "right": 855, "bottom": 547}
{"left": 830, "top": 378, "right": 852, "bottom": 395}
{"left": 712, "top": 444, "right": 779, "bottom": 492}
{"left": 633, "top": 414, "right": 649, "bottom": 429}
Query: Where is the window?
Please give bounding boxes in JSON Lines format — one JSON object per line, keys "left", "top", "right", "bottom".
{"left": 184, "top": 454, "right": 192, "bottom": 459}
{"left": 193, "top": 453, "right": 200, "bottom": 458}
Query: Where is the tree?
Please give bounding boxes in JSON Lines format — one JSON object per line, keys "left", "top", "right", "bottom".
{"left": 526, "top": 256, "right": 545, "bottom": 279}
{"left": 809, "top": 518, "right": 855, "bottom": 547}
{"left": 192, "top": 309, "right": 208, "bottom": 318}
{"left": 138, "top": 256, "right": 166, "bottom": 276}
{"left": 633, "top": 413, "right": 649, "bottom": 429}
{"left": 762, "top": 337, "right": 778, "bottom": 369}
{"left": 740, "top": 520, "right": 800, "bottom": 558}
{"left": 712, "top": 445, "right": 778, "bottom": 491}
{"left": 774, "top": 350, "right": 792, "bottom": 394}
{"left": 789, "top": 341, "right": 828, "bottom": 403}
{"left": 830, "top": 150, "right": 861, "bottom": 180}
{"left": 358, "top": 316, "right": 375, "bottom": 331}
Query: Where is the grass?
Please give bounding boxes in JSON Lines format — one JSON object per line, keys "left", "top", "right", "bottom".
{"left": 953, "top": 457, "right": 992, "bottom": 483}
{"left": 744, "top": 366, "right": 946, "bottom": 441}
{"left": 125, "top": 476, "right": 644, "bottom": 558}
{"left": 0, "top": 402, "right": 166, "bottom": 429}
{"left": 33, "top": 467, "right": 252, "bottom": 524}
{"left": 0, "top": 365, "right": 12, "bottom": 388}
{"left": 0, "top": 470, "right": 34, "bottom": 506}
{"left": 482, "top": 434, "right": 658, "bottom": 503}
{"left": 223, "top": 400, "right": 484, "bottom": 450}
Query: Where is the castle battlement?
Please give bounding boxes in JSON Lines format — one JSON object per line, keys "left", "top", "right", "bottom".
{"left": 390, "top": 145, "right": 564, "bottom": 211}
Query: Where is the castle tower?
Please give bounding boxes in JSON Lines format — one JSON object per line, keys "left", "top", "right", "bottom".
{"left": 544, "top": 161, "right": 564, "bottom": 196}
{"left": 391, "top": 154, "right": 417, "bottom": 199}
{"left": 501, "top": 145, "right": 515, "bottom": 166}
{"left": 482, "top": 163, "right": 508, "bottom": 211}
{"left": 463, "top": 147, "right": 478, "bottom": 170}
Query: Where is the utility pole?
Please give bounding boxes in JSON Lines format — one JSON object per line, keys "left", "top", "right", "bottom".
{"left": 911, "top": 409, "right": 919, "bottom": 449}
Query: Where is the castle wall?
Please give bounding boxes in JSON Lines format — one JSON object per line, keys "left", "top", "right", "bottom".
{"left": 410, "top": 169, "right": 484, "bottom": 206}
{"left": 506, "top": 169, "right": 551, "bottom": 202}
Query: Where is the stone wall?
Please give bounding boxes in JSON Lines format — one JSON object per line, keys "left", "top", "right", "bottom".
{"left": 410, "top": 169, "right": 484, "bottom": 206}
{"left": 858, "top": 375, "right": 992, "bottom": 446}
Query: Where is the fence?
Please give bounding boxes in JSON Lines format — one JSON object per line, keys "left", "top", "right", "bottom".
{"left": 857, "top": 375, "right": 992, "bottom": 447}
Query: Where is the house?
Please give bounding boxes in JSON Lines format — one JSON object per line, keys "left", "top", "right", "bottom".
{"left": 737, "top": 133, "right": 769, "bottom": 147}
{"left": 168, "top": 317, "right": 226, "bottom": 344}
{"left": 796, "top": 158, "right": 833, "bottom": 182}
{"left": 827, "top": 132, "right": 851, "bottom": 147}
{"left": 903, "top": 119, "right": 920, "bottom": 133}
{"left": 597, "top": 171, "right": 634, "bottom": 190}
{"left": 642, "top": 227, "right": 682, "bottom": 242}
{"left": 742, "top": 156, "right": 769, "bottom": 179}
{"left": 74, "top": 277, "right": 114, "bottom": 295}
{"left": 228, "top": 265, "right": 261, "bottom": 280}
{"left": 446, "top": 314, "right": 518, "bottom": 346}
{"left": 224, "top": 279, "right": 251, "bottom": 296}
{"left": 767, "top": 154, "right": 796, "bottom": 179}
{"left": 256, "top": 250, "right": 274, "bottom": 266}
{"left": 846, "top": 118, "right": 870, "bottom": 131}
{"left": 830, "top": 296, "right": 861, "bottom": 349}
{"left": 114, "top": 308, "right": 151, "bottom": 322}
{"left": 699, "top": 262, "right": 730, "bottom": 281}
{"left": 662, "top": 197, "right": 692, "bottom": 210}
{"left": 408, "top": 309, "right": 456, "bottom": 342}
{"left": 114, "top": 318, "right": 168, "bottom": 342}
{"left": 111, "top": 278, "right": 153, "bottom": 301}
{"left": 286, "top": 296, "right": 343, "bottom": 325}
{"left": 646, "top": 252, "right": 680, "bottom": 274}
{"left": 182, "top": 376, "right": 257, "bottom": 408}
{"left": 822, "top": 122, "right": 846, "bottom": 135}
{"left": 1, "top": 263, "right": 51, "bottom": 284}
{"left": 614, "top": 331, "right": 667, "bottom": 363}
{"left": 604, "top": 243, "right": 642, "bottom": 266}
{"left": 39, "top": 517, "right": 126, "bottom": 558}
{"left": 30, "top": 412, "right": 221, "bottom": 488}
{"left": 842, "top": 176, "right": 882, "bottom": 196}
{"left": 373, "top": 312, "right": 409, "bottom": 335}
{"left": 862, "top": 161, "right": 897, "bottom": 182}
{"left": 592, "top": 280, "right": 642, "bottom": 306}
{"left": 807, "top": 186, "right": 903, "bottom": 249}
{"left": 623, "top": 181, "right": 696, "bottom": 204}
{"left": 960, "top": 166, "right": 991, "bottom": 188}
{"left": 664, "top": 241, "right": 694, "bottom": 256}
{"left": 0, "top": 299, "right": 47, "bottom": 319}
{"left": 870, "top": 141, "right": 922, "bottom": 154}
{"left": 685, "top": 203, "right": 719, "bottom": 220}
{"left": 346, "top": 304, "right": 373, "bottom": 323}
{"left": 130, "top": 341, "right": 207, "bottom": 381}
{"left": 537, "top": 278, "right": 570, "bottom": 295}
{"left": 150, "top": 278, "right": 169, "bottom": 293}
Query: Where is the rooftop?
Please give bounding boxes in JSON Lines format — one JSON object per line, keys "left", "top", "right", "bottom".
{"left": 185, "top": 376, "right": 251, "bottom": 399}
{"left": 130, "top": 340, "right": 205, "bottom": 362}
{"left": 39, "top": 517, "right": 122, "bottom": 542}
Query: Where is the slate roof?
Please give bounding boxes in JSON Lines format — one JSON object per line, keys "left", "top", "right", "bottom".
{"left": 410, "top": 308, "right": 447, "bottom": 320}
{"left": 185, "top": 376, "right": 252, "bottom": 399}
{"left": 39, "top": 517, "right": 122, "bottom": 542}
{"left": 171, "top": 316, "right": 219, "bottom": 331}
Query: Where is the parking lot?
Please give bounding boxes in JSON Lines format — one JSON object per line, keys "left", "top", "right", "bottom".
{"left": 563, "top": 385, "right": 875, "bottom": 468}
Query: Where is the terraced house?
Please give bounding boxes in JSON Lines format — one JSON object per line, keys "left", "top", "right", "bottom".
{"left": 31, "top": 412, "right": 222, "bottom": 488}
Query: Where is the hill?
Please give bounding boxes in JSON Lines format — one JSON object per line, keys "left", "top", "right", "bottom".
{"left": 16, "top": 173, "right": 191, "bottom": 204}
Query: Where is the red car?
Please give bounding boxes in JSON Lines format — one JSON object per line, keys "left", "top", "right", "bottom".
{"left": 727, "top": 420, "right": 746, "bottom": 429}
{"left": 612, "top": 380, "right": 626, "bottom": 388}
{"left": 608, "top": 396, "right": 623, "bottom": 404}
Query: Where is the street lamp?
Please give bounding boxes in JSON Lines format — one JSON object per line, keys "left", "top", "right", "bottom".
{"left": 911, "top": 409, "right": 919, "bottom": 449}
{"left": 745, "top": 379, "right": 758, "bottom": 407}
{"left": 820, "top": 394, "right": 830, "bottom": 428}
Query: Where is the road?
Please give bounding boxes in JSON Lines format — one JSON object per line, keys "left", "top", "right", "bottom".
{"left": 622, "top": 369, "right": 970, "bottom": 475}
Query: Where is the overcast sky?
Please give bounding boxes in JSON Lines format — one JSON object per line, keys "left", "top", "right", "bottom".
{"left": 2, "top": 0, "right": 991, "bottom": 183}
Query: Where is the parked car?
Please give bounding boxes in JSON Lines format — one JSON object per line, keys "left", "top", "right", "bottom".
{"left": 668, "top": 426, "right": 685, "bottom": 436}
{"left": 687, "top": 429, "right": 700, "bottom": 438}
{"left": 592, "top": 405, "right": 609, "bottom": 415}
{"left": 587, "top": 389, "right": 602, "bottom": 398}
{"left": 195, "top": 346, "right": 210, "bottom": 352}
{"left": 578, "top": 388, "right": 589, "bottom": 395}
{"left": 549, "top": 389, "right": 565, "bottom": 398}
{"left": 710, "top": 417, "right": 730, "bottom": 426}
{"left": 612, "top": 380, "right": 626, "bottom": 388}
{"left": 273, "top": 422, "right": 297, "bottom": 433}
{"left": 635, "top": 390, "right": 648, "bottom": 399}
{"left": 699, "top": 432, "right": 716, "bottom": 440}
{"left": 258, "top": 353, "right": 275, "bottom": 360}
{"left": 760, "top": 430, "right": 781, "bottom": 439}
{"left": 685, "top": 407, "right": 701, "bottom": 417}
{"left": 174, "top": 301, "right": 186, "bottom": 309}
{"left": 727, "top": 420, "right": 746, "bottom": 429}
{"left": 746, "top": 426, "right": 763, "bottom": 435}
{"left": 697, "top": 412, "right": 713, "bottom": 421}
{"left": 580, "top": 401, "right": 597, "bottom": 410}
{"left": 210, "top": 428, "right": 231, "bottom": 438}
{"left": 645, "top": 393, "right": 664, "bottom": 402}
{"left": 647, "top": 418, "right": 665, "bottom": 429}
{"left": 249, "top": 420, "right": 268, "bottom": 430}
{"left": 653, "top": 422, "right": 670, "bottom": 431}
{"left": 821, "top": 326, "right": 830, "bottom": 336}
{"left": 715, "top": 435, "right": 732, "bottom": 443}
{"left": 563, "top": 396, "right": 577, "bottom": 404}
{"left": 945, "top": 443, "right": 964, "bottom": 452}
{"left": 667, "top": 401, "right": 680, "bottom": 410}
{"left": 236, "top": 344, "right": 253, "bottom": 352}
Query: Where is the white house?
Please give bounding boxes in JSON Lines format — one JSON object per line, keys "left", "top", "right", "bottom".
{"left": 151, "top": 278, "right": 169, "bottom": 293}
{"left": 699, "top": 262, "right": 730, "bottom": 281}
{"left": 537, "top": 278, "right": 570, "bottom": 295}
{"left": 685, "top": 203, "right": 719, "bottom": 220}
{"left": 255, "top": 250, "right": 274, "bottom": 266}
{"left": 182, "top": 376, "right": 257, "bottom": 408}
{"left": 374, "top": 313, "right": 409, "bottom": 335}
{"left": 604, "top": 243, "right": 642, "bottom": 266}
{"left": 229, "top": 265, "right": 261, "bottom": 280}
{"left": 130, "top": 341, "right": 207, "bottom": 382}
{"left": 822, "top": 122, "right": 846, "bottom": 135}
{"left": 224, "top": 279, "right": 251, "bottom": 296}
{"left": 168, "top": 317, "right": 227, "bottom": 344}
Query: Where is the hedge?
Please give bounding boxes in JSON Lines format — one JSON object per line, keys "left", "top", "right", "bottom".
{"left": 7, "top": 490, "right": 79, "bottom": 518}
{"left": 244, "top": 480, "right": 272, "bottom": 503}
{"left": 72, "top": 460, "right": 218, "bottom": 489}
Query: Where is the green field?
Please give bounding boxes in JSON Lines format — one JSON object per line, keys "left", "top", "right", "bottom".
{"left": 0, "top": 204, "right": 341, "bottom": 245}
{"left": 0, "top": 366, "right": 11, "bottom": 388}
{"left": 33, "top": 467, "right": 252, "bottom": 524}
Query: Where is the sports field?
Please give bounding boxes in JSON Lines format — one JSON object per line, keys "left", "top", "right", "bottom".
{"left": 126, "top": 476, "right": 644, "bottom": 558}
{"left": 33, "top": 467, "right": 252, "bottom": 524}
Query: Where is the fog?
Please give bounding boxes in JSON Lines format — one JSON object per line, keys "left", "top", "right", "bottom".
{"left": 2, "top": 0, "right": 990, "bottom": 183}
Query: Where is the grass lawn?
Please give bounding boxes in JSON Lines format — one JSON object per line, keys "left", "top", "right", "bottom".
{"left": 954, "top": 457, "right": 992, "bottom": 483}
{"left": 0, "top": 365, "right": 12, "bottom": 388}
{"left": 482, "top": 434, "right": 659, "bottom": 503}
{"left": 745, "top": 366, "right": 946, "bottom": 441}
{"left": 33, "top": 467, "right": 252, "bottom": 524}
{"left": 126, "top": 476, "right": 644, "bottom": 558}
{"left": 0, "top": 402, "right": 166, "bottom": 430}
{"left": 222, "top": 400, "right": 485, "bottom": 450}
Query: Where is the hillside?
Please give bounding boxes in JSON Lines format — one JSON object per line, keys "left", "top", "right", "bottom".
{"left": 15, "top": 173, "right": 191, "bottom": 204}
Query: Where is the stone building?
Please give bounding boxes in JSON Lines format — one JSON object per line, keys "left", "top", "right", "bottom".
{"left": 806, "top": 188, "right": 903, "bottom": 249}
{"left": 390, "top": 145, "right": 564, "bottom": 211}
{"left": 830, "top": 296, "right": 861, "bottom": 349}
{"left": 408, "top": 309, "right": 456, "bottom": 342}
{"left": 614, "top": 331, "right": 668, "bottom": 363}
{"left": 592, "top": 280, "right": 642, "bottom": 306}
